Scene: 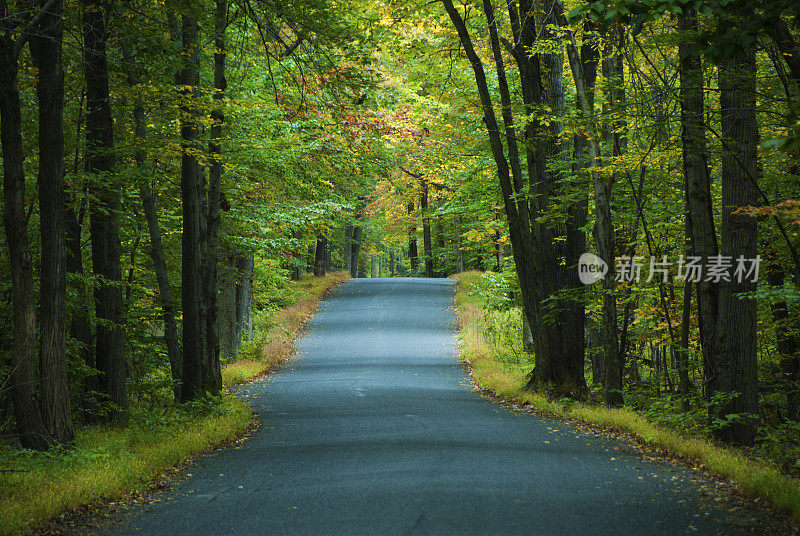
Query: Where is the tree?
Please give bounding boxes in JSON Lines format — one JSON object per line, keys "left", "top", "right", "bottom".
{"left": 0, "top": 1, "right": 52, "bottom": 450}
{"left": 709, "top": 10, "right": 760, "bottom": 444}
{"left": 30, "top": 0, "right": 73, "bottom": 441}
{"left": 178, "top": 12, "right": 209, "bottom": 402}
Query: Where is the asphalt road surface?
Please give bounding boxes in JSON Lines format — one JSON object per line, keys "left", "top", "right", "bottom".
{"left": 106, "top": 278, "right": 743, "bottom": 536}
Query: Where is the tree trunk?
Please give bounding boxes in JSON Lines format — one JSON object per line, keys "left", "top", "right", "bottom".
{"left": 569, "top": 17, "right": 597, "bottom": 392}
{"left": 711, "top": 24, "right": 760, "bottom": 445}
{"left": 407, "top": 201, "right": 418, "bottom": 271}
{"left": 29, "top": 0, "right": 73, "bottom": 443}
{"left": 343, "top": 224, "right": 353, "bottom": 274}
{"left": 558, "top": 0, "right": 613, "bottom": 400}
{"left": 679, "top": 276, "right": 693, "bottom": 411}
{"left": 218, "top": 251, "right": 238, "bottom": 360}
{"left": 389, "top": 250, "right": 395, "bottom": 276}
{"left": 65, "top": 192, "right": 95, "bottom": 407}
{"left": 139, "top": 167, "right": 183, "bottom": 399}
{"left": 543, "top": 2, "right": 586, "bottom": 391}
{"left": 443, "top": 0, "right": 576, "bottom": 396}
{"left": 178, "top": 14, "right": 205, "bottom": 403}
{"left": 0, "top": 32, "right": 52, "bottom": 451}
{"left": 201, "top": 0, "right": 226, "bottom": 394}
{"left": 291, "top": 229, "right": 302, "bottom": 281}
{"left": 84, "top": 0, "right": 127, "bottom": 420}
{"left": 314, "top": 236, "right": 327, "bottom": 276}
{"left": 236, "top": 254, "right": 254, "bottom": 344}
{"left": 454, "top": 215, "right": 464, "bottom": 273}
{"left": 679, "top": 12, "right": 719, "bottom": 396}
{"left": 350, "top": 226, "right": 363, "bottom": 278}
{"left": 421, "top": 181, "right": 434, "bottom": 278}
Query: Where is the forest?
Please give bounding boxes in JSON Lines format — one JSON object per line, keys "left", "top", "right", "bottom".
{"left": 2, "top": 0, "right": 800, "bottom": 531}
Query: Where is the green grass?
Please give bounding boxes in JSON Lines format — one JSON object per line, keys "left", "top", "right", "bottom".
{"left": 0, "top": 396, "right": 252, "bottom": 536}
{"left": 0, "top": 272, "right": 348, "bottom": 536}
{"left": 451, "top": 271, "right": 800, "bottom": 524}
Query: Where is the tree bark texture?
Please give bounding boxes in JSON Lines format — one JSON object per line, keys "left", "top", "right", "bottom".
{"left": 711, "top": 30, "right": 760, "bottom": 444}
{"left": 0, "top": 28, "right": 52, "bottom": 450}
{"left": 30, "top": 0, "right": 74, "bottom": 442}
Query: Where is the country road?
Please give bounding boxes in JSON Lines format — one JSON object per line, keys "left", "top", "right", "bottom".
{"left": 105, "top": 278, "right": 745, "bottom": 535}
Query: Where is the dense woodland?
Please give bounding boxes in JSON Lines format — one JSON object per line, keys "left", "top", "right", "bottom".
{"left": 2, "top": 0, "right": 800, "bottom": 479}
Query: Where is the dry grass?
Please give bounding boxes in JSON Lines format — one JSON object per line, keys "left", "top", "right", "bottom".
{"left": 222, "top": 272, "right": 349, "bottom": 385}
{"left": 451, "top": 271, "right": 800, "bottom": 525}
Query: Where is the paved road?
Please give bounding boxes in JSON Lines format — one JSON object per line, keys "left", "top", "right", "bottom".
{"left": 108, "top": 278, "right": 739, "bottom": 535}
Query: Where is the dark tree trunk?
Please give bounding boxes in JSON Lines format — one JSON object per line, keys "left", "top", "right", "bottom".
{"left": 407, "top": 201, "right": 418, "bottom": 271}
{"left": 291, "top": 229, "right": 302, "bottom": 281}
{"left": 236, "top": 254, "right": 254, "bottom": 344}
{"left": 443, "top": 0, "right": 558, "bottom": 395}
{"left": 558, "top": 0, "right": 617, "bottom": 403}
{"left": 0, "top": 30, "right": 51, "bottom": 450}
{"left": 314, "top": 236, "right": 327, "bottom": 276}
{"left": 218, "top": 251, "right": 237, "bottom": 360}
{"left": 201, "top": 0, "right": 226, "bottom": 395}
{"left": 679, "top": 12, "right": 719, "bottom": 396}
{"left": 543, "top": 3, "right": 586, "bottom": 390}
{"left": 350, "top": 226, "right": 363, "bottom": 278}
{"left": 178, "top": 14, "right": 205, "bottom": 402}
{"left": 570, "top": 17, "right": 597, "bottom": 389}
{"left": 711, "top": 24, "right": 759, "bottom": 445}
{"left": 83, "top": 0, "right": 127, "bottom": 420}
{"left": 421, "top": 181, "right": 434, "bottom": 278}
{"left": 678, "top": 276, "right": 693, "bottom": 411}
{"left": 599, "top": 23, "right": 626, "bottom": 404}
{"left": 389, "top": 250, "right": 395, "bottom": 276}
{"left": 29, "top": 0, "right": 73, "bottom": 443}
{"left": 454, "top": 215, "right": 464, "bottom": 273}
{"left": 343, "top": 224, "right": 353, "bottom": 274}
{"left": 141, "top": 181, "right": 183, "bottom": 397}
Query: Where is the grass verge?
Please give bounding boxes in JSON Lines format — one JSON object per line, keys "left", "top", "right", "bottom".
{"left": 222, "top": 271, "right": 349, "bottom": 385}
{"left": 0, "top": 272, "right": 348, "bottom": 536}
{"left": 452, "top": 270, "right": 800, "bottom": 525}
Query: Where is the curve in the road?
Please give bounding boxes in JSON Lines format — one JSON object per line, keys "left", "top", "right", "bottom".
{"left": 105, "top": 278, "right": 739, "bottom": 536}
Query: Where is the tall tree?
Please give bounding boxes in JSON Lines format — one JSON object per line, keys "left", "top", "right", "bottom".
{"left": 29, "top": 0, "right": 73, "bottom": 441}
{"left": 421, "top": 179, "right": 434, "bottom": 278}
{"left": 0, "top": 2, "right": 52, "bottom": 450}
{"left": 178, "top": 13, "right": 206, "bottom": 402}
{"left": 202, "top": 0, "right": 226, "bottom": 394}
{"left": 314, "top": 236, "right": 327, "bottom": 276}
{"left": 710, "top": 13, "right": 760, "bottom": 444}
{"left": 557, "top": 0, "right": 619, "bottom": 403}
{"left": 407, "top": 201, "right": 418, "bottom": 271}
{"left": 679, "top": 11, "right": 718, "bottom": 398}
